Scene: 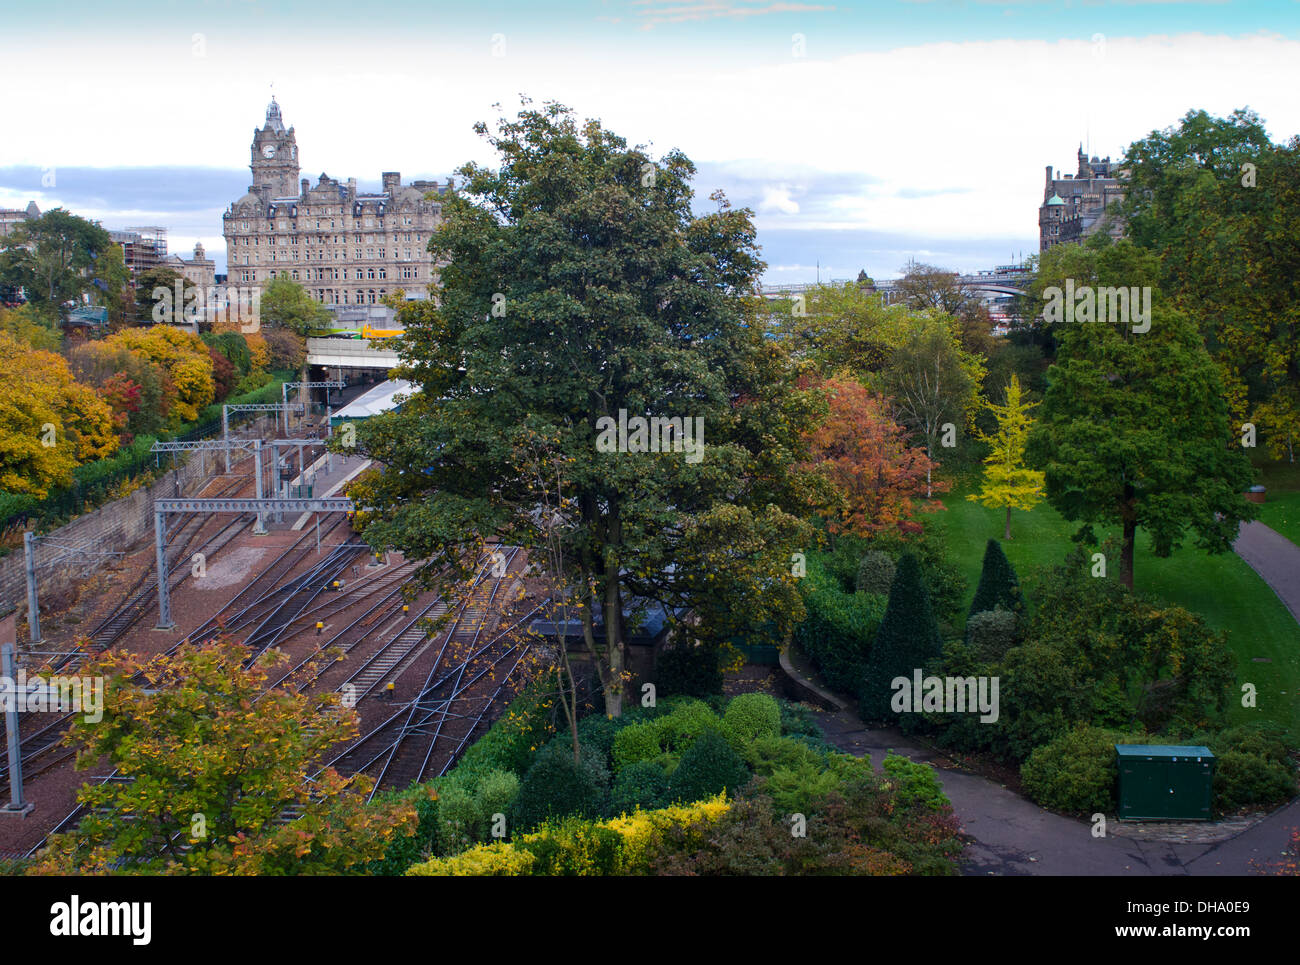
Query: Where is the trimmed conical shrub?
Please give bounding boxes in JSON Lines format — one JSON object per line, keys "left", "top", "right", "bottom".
{"left": 860, "top": 553, "right": 942, "bottom": 721}
{"left": 968, "top": 539, "right": 1023, "bottom": 619}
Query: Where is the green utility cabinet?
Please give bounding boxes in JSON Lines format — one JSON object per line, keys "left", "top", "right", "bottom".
{"left": 1115, "top": 745, "right": 1215, "bottom": 820}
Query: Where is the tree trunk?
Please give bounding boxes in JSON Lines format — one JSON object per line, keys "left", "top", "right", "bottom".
{"left": 1120, "top": 499, "right": 1136, "bottom": 591}
{"left": 1004, "top": 505, "right": 1011, "bottom": 540}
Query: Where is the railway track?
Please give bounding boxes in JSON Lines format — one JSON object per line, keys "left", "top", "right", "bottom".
{"left": 323, "top": 547, "right": 537, "bottom": 795}
{"left": 21, "top": 541, "right": 536, "bottom": 857}
{"left": 1, "top": 475, "right": 255, "bottom": 796}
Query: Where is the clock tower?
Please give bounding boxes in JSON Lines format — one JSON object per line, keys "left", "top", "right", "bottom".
{"left": 249, "top": 96, "right": 299, "bottom": 199}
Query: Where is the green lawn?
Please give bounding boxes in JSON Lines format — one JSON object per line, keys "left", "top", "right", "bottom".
{"left": 928, "top": 490, "right": 1300, "bottom": 740}
{"left": 1256, "top": 490, "right": 1300, "bottom": 548}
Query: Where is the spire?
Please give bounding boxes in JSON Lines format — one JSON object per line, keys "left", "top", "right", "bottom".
{"left": 265, "top": 94, "right": 285, "bottom": 134}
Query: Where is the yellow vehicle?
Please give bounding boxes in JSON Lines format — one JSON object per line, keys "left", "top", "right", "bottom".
{"left": 361, "top": 324, "right": 405, "bottom": 340}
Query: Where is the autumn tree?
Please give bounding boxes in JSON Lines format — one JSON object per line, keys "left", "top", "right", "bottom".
{"left": 0, "top": 304, "right": 61, "bottom": 351}
{"left": 803, "top": 375, "right": 942, "bottom": 539}
{"left": 26, "top": 639, "right": 418, "bottom": 875}
{"left": 344, "top": 100, "right": 821, "bottom": 717}
{"left": 104, "top": 324, "right": 214, "bottom": 424}
{"left": 66, "top": 340, "right": 171, "bottom": 437}
{"left": 0, "top": 331, "right": 117, "bottom": 495}
{"left": 967, "top": 374, "right": 1044, "bottom": 539}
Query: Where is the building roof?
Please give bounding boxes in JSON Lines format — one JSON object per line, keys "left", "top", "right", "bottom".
{"left": 331, "top": 379, "right": 415, "bottom": 421}
{"left": 1046, "top": 194, "right": 1066, "bottom": 206}
{"left": 1114, "top": 744, "right": 1214, "bottom": 759}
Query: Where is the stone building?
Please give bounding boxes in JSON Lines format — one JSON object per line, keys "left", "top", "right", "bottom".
{"left": 222, "top": 97, "right": 448, "bottom": 305}
{"left": 0, "top": 201, "right": 39, "bottom": 240}
{"left": 163, "top": 241, "right": 216, "bottom": 289}
{"left": 1039, "top": 146, "right": 1125, "bottom": 252}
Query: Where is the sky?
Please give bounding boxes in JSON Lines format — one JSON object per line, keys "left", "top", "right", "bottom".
{"left": 1, "top": 0, "right": 1298, "bottom": 282}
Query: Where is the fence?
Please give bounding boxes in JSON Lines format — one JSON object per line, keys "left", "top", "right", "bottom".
{"left": 0, "top": 376, "right": 292, "bottom": 535}
{"left": 0, "top": 415, "right": 274, "bottom": 622}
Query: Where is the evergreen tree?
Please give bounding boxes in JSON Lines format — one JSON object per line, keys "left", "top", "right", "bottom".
{"left": 968, "top": 539, "right": 1023, "bottom": 619}
{"left": 860, "top": 553, "right": 942, "bottom": 721}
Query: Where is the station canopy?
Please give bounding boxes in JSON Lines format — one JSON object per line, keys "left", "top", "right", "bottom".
{"left": 330, "top": 379, "right": 416, "bottom": 423}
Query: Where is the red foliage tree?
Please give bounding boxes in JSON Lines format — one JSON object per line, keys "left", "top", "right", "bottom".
{"left": 208, "top": 344, "right": 236, "bottom": 402}
{"left": 803, "top": 375, "right": 946, "bottom": 537}
{"left": 100, "top": 372, "right": 142, "bottom": 442}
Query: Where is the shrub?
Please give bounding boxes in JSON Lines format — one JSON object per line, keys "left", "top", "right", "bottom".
{"left": 855, "top": 551, "right": 896, "bottom": 596}
{"left": 453, "top": 682, "right": 558, "bottom": 783}
{"left": 657, "top": 642, "right": 723, "bottom": 698}
{"left": 404, "top": 797, "right": 731, "bottom": 876}
{"left": 793, "top": 556, "right": 885, "bottom": 693}
{"left": 743, "top": 735, "right": 825, "bottom": 776}
{"left": 575, "top": 713, "right": 625, "bottom": 769}
{"left": 765, "top": 762, "right": 841, "bottom": 814}
{"left": 968, "top": 539, "right": 1024, "bottom": 620}
{"left": 1207, "top": 726, "right": 1296, "bottom": 812}
{"left": 610, "top": 760, "right": 672, "bottom": 814}
{"left": 434, "top": 768, "right": 520, "bottom": 854}
{"left": 669, "top": 730, "right": 751, "bottom": 802}
{"left": 1020, "top": 724, "right": 1139, "bottom": 815}
{"left": 777, "top": 700, "right": 823, "bottom": 740}
{"left": 965, "top": 609, "right": 1018, "bottom": 662}
{"left": 509, "top": 739, "right": 609, "bottom": 831}
{"left": 860, "top": 554, "right": 942, "bottom": 721}
{"left": 407, "top": 841, "right": 536, "bottom": 876}
{"left": 655, "top": 699, "right": 724, "bottom": 753}
{"left": 722, "top": 693, "right": 781, "bottom": 750}
{"left": 518, "top": 817, "right": 625, "bottom": 875}
{"left": 880, "top": 754, "right": 948, "bottom": 812}
{"left": 1213, "top": 752, "right": 1296, "bottom": 812}
{"left": 612, "top": 721, "right": 664, "bottom": 773}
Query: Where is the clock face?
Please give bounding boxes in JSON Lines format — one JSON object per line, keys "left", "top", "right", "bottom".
{"left": 262, "top": 144, "right": 277, "bottom": 159}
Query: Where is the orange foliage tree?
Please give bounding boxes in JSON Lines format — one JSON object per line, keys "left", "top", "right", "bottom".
{"left": 803, "top": 375, "right": 945, "bottom": 538}
{"left": 26, "top": 639, "right": 420, "bottom": 875}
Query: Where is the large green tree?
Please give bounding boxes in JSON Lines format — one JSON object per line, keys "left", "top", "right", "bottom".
{"left": 0, "top": 208, "right": 112, "bottom": 309}
{"left": 346, "top": 100, "right": 822, "bottom": 716}
{"left": 259, "top": 275, "right": 330, "bottom": 335}
{"left": 1025, "top": 241, "right": 1256, "bottom": 590}
{"left": 1123, "top": 108, "right": 1300, "bottom": 458}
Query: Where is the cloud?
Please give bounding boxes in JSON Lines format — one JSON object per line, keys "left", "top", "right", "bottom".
{"left": 759, "top": 185, "right": 801, "bottom": 213}
{"left": 631, "top": 1, "right": 837, "bottom": 29}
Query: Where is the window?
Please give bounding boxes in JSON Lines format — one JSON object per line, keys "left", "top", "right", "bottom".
{"left": 378, "top": 268, "right": 386, "bottom": 279}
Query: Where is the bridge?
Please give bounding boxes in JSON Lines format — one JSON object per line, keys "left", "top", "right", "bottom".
{"left": 761, "top": 267, "right": 1032, "bottom": 306}
{"left": 307, "top": 336, "right": 401, "bottom": 371}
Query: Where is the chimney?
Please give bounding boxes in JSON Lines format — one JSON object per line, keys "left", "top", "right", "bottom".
{"left": 301, "top": 178, "right": 309, "bottom": 197}
{"left": 348, "top": 177, "right": 357, "bottom": 199}
{"left": 382, "top": 172, "right": 400, "bottom": 195}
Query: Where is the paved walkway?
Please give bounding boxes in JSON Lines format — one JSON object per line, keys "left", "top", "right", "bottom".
{"left": 814, "top": 710, "right": 1297, "bottom": 876}
{"left": 1234, "top": 520, "right": 1300, "bottom": 624}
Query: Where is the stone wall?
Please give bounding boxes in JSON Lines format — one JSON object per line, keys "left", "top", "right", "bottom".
{"left": 0, "top": 416, "right": 273, "bottom": 628}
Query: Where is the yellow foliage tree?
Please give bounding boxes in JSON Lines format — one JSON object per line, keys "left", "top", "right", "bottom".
{"left": 0, "top": 332, "right": 118, "bottom": 495}
{"left": 967, "top": 374, "right": 1044, "bottom": 539}
{"left": 105, "top": 325, "right": 214, "bottom": 424}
